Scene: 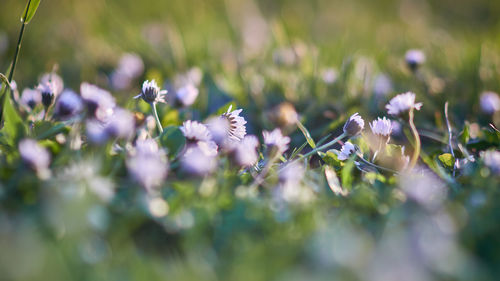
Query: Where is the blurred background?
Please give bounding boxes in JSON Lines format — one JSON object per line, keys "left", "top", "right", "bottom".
{"left": 1, "top": 0, "right": 500, "bottom": 280}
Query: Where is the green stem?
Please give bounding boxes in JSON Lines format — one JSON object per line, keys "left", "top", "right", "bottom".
{"left": 356, "top": 153, "right": 399, "bottom": 174}
{"left": 297, "top": 132, "right": 347, "bottom": 160}
{"left": 408, "top": 107, "right": 421, "bottom": 169}
{"left": 150, "top": 102, "right": 163, "bottom": 134}
{"left": 8, "top": 0, "right": 31, "bottom": 83}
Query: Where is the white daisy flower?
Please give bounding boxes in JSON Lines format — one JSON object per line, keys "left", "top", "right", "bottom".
{"left": 481, "top": 150, "right": 500, "bottom": 174}
{"left": 127, "top": 139, "right": 168, "bottom": 193}
{"left": 221, "top": 105, "right": 247, "bottom": 142}
{"left": 86, "top": 120, "right": 108, "bottom": 144}
{"left": 134, "top": 138, "right": 160, "bottom": 157}
{"left": 206, "top": 117, "right": 230, "bottom": 145}
{"left": 85, "top": 108, "right": 135, "bottom": 144}
{"left": 80, "top": 82, "right": 116, "bottom": 121}
{"left": 175, "top": 84, "right": 199, "bottom": 107}
{"left": 373, "top": 74, "right": 393, "bottom": 97}
{"left": 228, "top": 135, "right": 259, "bottom": 167}
{"left": 180, "top": 120, "right": 212, "bottom": 143}
{"left": 104, "top": 108, "right": 135, "bottom": 140}
{"left": 135, "top": 80, "right": 167, "bottom": 104}
{"left": 263, "top": 128, "right": 290, "bottom": 154}
{"left": 54, "top": 90, "right": 83, "bottom": 120}
{"left": 40, "top": 73, "right": 64, "bottom": 96}
{"left": 279, "top": 161, "right": 305, "bottom": 184}
{"left": 343, "top": 113, "right": 365, "bottom": 137}
{"left": 386, "top": 92, "right": 423, "bottom": 116}
{"left": 20, "top": 88, "right": 41, "bottom": 110}
{"left": 370, "top": 117, "right": 392, "bottom": 138}
{"left": 336, "top": 141, "right": 356, "bottom": 161}
{"left": 405, "top": 49, "right": 426, "bottom": 70}
{"left": 19, "top": 139, "right": 51, "bottom": 178}
{"left": 181, "top": 146, "right": 217, "bottom": 176}
{"left": 480, "top": 91, "right": 500, "bottom": 114}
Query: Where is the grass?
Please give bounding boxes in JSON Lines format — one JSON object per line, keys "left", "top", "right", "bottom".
{"left": 0, "top": 0, "right": 500, "bottom": 280}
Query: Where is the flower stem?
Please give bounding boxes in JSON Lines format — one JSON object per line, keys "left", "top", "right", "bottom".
{"left": 298, "top": 132, "right": 347, "bottom": 160}
{"left": 355, "top": 153, "right": 399, "bottom": 174}
{"left": 408, "top": 107, "right": 420, "bottom": 169}
{"left": 150, "top": 102, "right": 163, "bottom": 134}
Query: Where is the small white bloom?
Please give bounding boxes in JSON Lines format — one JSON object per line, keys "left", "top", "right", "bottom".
{"left": 54, "top": 90, "right": 83, "bottom": 119}
{"left": 386, "top": 92, "right": 423, "bottom": 116}
{"left": 111, "top": 53, "right": 144, "bottom": 90}
{"left": 86, "top": 120, "right": 108, "bottom": 144}
{"left": 263, "top": 128, "right": 290, "bottom": 154}
{"left": 480, "top": 91, "right": 500, "bottom": 114}
{"left": 175, "top": 84, "right": 199, "bottom": 107}
{"left": 181, "top": 146, "right": 217, "bottom": 176}
{"left": 105, "top": 108, "right": 135, "bottom": 139}
{"left": 373, "top": 74, "right": 393, "bottom": 97}
{"left": 343, "top": 113, "right": 365, "bottom": 137}
{"left": 206, "top": 117, "right": 230, "bottom": 145}
{"left": 279, "top": 161, "right": 305, "bottom": 184}
{"left": 127, "top": 139, "right": 168, "bottom": 193}
{"left": 135, "top": 80, "right": 167, "bottom": 104}
{"left": 20, "top": 88, "right": 41, "bottom": 110}
{"left": 321, "top": 67, "right": 338, "bottom": 84}
{"left": 180, "top": 120, "right": 212, "bottom": 143}
{"left": 405, "top": 49, "right": 426, "bottom": 70}
{"left": 19, "top": 139, "right": 51, "bottom": 177}
{"left": 40, "top": 73, "right": 64, "bottom": 96}
{"left": 221, "top": 105, "right": 247, "bottom": 142}
{"left": 81, "top": 82, "right": 116, "bottom": 121}
{"left": 134, "top": 138, "right": 160, "bottom": 156}
{"left": 370, "top": 117, "right": 392, "bottom": 137}
{"left": 336, "top": 141, "right": 356, "bottom": 161}
{"left": 228, "top": 135, "right": 259, "bottom": 167}
{"left": 481, "top": 150, "right": 500, "bottom": 174}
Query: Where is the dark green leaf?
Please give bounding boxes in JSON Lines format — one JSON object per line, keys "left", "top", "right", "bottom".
{"left": 459, "top": 122, "right": 470, "bottom": 145}
{"left": 22, "top": 0, "right": 42, "bottom": 24}
{"left": 0, "top": 94, "right": 26, "bottom": 146}
{"left": 159, "top": 126, "right": 186, "bottom": 158}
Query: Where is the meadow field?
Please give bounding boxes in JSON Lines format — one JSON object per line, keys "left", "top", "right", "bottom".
{"left": 1, "top": 0, "right": 500, "bottom": 280}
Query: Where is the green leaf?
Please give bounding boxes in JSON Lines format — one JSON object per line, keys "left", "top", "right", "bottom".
{"left": 325, "top": 166, "right": 348, "bottom": 196}
{"left": 459, "top": 122, "right": 470, "bottom": 145}
{"left": 34, "top": 121, "right": 69, "bottom": 140}
{"left": 22, "top": 0, "right": 42, "bottom": 24}
{"left": 0, "top": 94, "right": 26, "bottom": 146}
{"left": 341, "top": 156, "right": 356, "bottom": 189}
{"left": 296, "top": 120, "right": 316, "bottom": 149}
{"left": 159, "top": 126, "right": 186, "bottom": 158}
{"left": 0, "top": 73, "right": 11, "bottom": 89}
{"left": 438, "top": 153, "right": 455, "bottom": 168}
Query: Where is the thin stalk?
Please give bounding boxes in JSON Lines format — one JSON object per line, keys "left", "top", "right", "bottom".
{"left": 356, "top": 153, "right": 399, "bottom": 174}
{"left": 408, "top": 107, "right": 421, "bottom": 169}
{"left": 8, "top": 0, "right": 31, "bottom": 83}
{"left": 297, "top": 132, "right": 347, "bottom": 160}
{"left": 249, "top": 151, "right": 280, "bottom": 190}
{"left": 150, "top": 102, "right": 163, "bottom": 134}
{"left": 444, "top": 102, "right": 456, "bottom": 176}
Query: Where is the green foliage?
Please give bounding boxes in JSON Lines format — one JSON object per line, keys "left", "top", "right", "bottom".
{"left": 159, "top": 126, "right": 186, "bottom": 158}
{"left": 438, "top": 153, "right": 455, "bottom": 168}
{"left": 21, "top": 0, "right": 41, "bottom": 24}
